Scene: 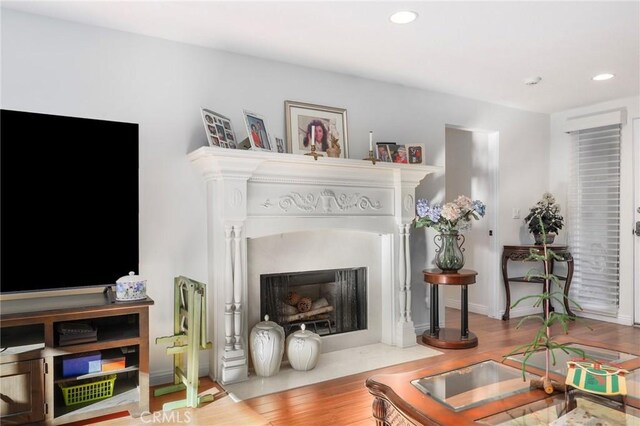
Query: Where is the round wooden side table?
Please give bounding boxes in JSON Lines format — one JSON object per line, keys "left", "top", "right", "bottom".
{"left": 422, "top": 269, "right": 478, "bottom": 349}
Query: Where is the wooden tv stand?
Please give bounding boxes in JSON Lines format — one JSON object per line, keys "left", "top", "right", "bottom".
{"left": 0, "top": 292, "right": 153, "bottom": 425}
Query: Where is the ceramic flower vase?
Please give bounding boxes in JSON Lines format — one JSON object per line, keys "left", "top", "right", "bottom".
{"left": 286, "top": 324, "right": 322, "bottom": 371}
{"left": 249, "top": 315, "right": 285, "bottom": 377}
{"left": 434, "top": 231, "right": 465, "bottom": 273}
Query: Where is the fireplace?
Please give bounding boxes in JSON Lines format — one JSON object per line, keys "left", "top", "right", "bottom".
{"left": 190, "top": 148, "right": 439, "bottom": 384}
{"left": 261, "top": 268, "right": 367, "bottom": 337}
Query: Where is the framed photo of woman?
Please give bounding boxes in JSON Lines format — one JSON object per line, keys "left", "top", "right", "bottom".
{"left": 243, "top": 110, "right": 273, "bottom": 152}
{"left": 285, "top": 101, "right": 348, "bottom": 158}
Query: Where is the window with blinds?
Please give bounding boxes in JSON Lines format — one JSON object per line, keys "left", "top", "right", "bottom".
{"left": 568, "top": 124, "right": 621, "bottom": 316}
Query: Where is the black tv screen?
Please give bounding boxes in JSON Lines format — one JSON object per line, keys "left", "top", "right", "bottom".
{"left": 1, "top": 109, "right": 139, "bottom": 293}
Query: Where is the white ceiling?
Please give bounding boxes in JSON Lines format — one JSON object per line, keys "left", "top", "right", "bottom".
{"left": 3, "top": 1, "right": 639, "bottom": 114}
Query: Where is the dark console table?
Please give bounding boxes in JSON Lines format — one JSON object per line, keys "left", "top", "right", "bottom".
{"left": 501, "top": 244, "right": 574, "bottom": 320}
{"left": 422, "top": 269, "right": 478, "bottom": 349}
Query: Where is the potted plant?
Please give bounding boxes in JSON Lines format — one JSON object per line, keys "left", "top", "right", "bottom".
{"left": 504, "top": 217, "right": 585, "bottom": 394}
{"left": 524, "top": 192, "right": 564, "bottom": 244}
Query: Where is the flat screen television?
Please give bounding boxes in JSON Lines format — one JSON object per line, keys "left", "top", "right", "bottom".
{"left": 0, "top": 109, "right": 139, "bottom": 293}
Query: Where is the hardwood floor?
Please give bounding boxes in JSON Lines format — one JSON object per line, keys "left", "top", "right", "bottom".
{"left": 80, "top": 308, "right": 639, "bottom": 425}
{"left": 243, "top": 308, "right": 640, "bottom": 425}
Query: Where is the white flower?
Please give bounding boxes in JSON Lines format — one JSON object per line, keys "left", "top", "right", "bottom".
{"left": 328, "top": 120, "right": 340, "bottom": 141}
{"left": 454, "top": 195, "right": 473, "bottom": 210}
{"left": 441, "top": 203, "right": 460, "bottom": 221}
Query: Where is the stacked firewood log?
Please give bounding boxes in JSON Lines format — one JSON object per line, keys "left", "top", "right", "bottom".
{"left": 279, "top": 291, "right": 333, "bottom": 322}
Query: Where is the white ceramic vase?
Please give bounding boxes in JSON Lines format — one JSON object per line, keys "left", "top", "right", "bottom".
{"left": 286, "top": 324, "right": 322, "bottom": 371}
{"left": 249, "top": 315, "right": 285, "bottom": 377}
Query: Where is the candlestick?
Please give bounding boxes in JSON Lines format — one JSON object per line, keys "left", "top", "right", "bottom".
{"left": 305, "top": 124, "right": 323, "bottom": 160}
{"left": 363, "top": 132, "right": 376, "bottom": 165}
{"left": 311, "top": 125, "right": 315, "bottom": 147}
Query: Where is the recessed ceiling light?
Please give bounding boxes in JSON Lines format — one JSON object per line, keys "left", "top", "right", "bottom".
{"left": 593, "top": 73, "right": 614, "bottom": 81}
{"left": 390, "top": 11, "right": 418, "bottom": 24}
{"left": 524, "top": 76, "right": 542, "bottom": 86}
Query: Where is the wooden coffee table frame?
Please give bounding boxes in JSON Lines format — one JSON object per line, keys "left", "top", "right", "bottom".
{"left": 366, "top": 337, "right": 640, "bottom": 425}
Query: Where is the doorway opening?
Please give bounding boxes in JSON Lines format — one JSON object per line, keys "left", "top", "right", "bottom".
{"left": 444, "top": 126, "right": 499, "bottom": 318}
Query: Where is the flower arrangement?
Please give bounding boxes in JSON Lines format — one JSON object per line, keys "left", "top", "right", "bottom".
{"left": 524, "top": 192, "right": 564, "bottom": 236}
{"left": 415, "top": 195, "right": 486, "bottom": 233}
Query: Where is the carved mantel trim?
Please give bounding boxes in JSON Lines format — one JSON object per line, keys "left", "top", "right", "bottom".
{"left": 189, "top": 147, "right": 440, "bottom": 186}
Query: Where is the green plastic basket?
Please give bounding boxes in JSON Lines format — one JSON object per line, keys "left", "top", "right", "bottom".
{"left": 58, "top": 374, "right": 116, "bottom": 406}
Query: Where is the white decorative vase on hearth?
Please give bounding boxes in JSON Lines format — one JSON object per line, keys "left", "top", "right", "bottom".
{"left": 249, "top": 315, "right": 284, "bottom": 377}
{"left": 286, "top": 324, "right": 322, "bottom": 371}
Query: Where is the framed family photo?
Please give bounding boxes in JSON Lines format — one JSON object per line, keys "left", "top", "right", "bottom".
{"left": 243, "top": 110, "right": 273, "bottom": 152}
{"left": 376, "top": 142, "right": 395, "bottom": 162}
{"left": 390, "top": 145, "right": 409, "bottom": 164}
{"left": 285, "top": 100, "right": 348, "bottom": 158}
{"left": 406, "top": 144, "right": 425, "bottom": 164}
{"left": 200, "top": 108, "right": 238, "bottom": 149}
{"left": 379, "top": 143, "right": 425, "bottom": 164}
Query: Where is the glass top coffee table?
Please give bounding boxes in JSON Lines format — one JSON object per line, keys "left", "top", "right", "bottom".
{"left": 412, "top": 360, "right": 538, "bottom": 412}
{"left": 366, "top": 341, "right": 640, "bottom": 425}
{"left": 477, "top": 389, "right": 640, "bottom": 425}
{"left": 507, "top": 342, "right": 638, "bottom": 377}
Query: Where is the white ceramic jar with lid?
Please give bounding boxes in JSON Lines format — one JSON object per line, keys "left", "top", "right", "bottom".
{"left": 286, "top": 324, "right": 322, "bottom": 371}
{"left": 115, "top": 271, "right": 147, "bottom": 301}
{"left": 249, "top": 315, "right": 285, "bottom": 377}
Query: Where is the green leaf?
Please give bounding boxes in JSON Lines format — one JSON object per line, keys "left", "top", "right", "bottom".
{"left": 511, "top": 294, "right": 545, "bottom": 308}
{"left": 515, "top": 315, "right": 544, "bottom": 328}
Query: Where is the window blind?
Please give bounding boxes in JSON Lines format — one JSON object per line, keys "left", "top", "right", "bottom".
{"left": 568, "top": 124, "right": 621, "bottom": 316}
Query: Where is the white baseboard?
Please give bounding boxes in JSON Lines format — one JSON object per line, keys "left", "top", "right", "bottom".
{"left": 414, "top": 322, "right": 430, "bottom": 335}
{"left": 575, "top": 311, "right": 634, "bottom": 326}
{"left": 502, "top": 305, "right": 543, "bottom": 319}
{"left": 444, "top": 298, "right": 488, "bottom": 315}
{"left": 150, "top": 363, "right": 210, "bottom": 387}
{"left": 414, "top": 321, "right": 447, "bottom": 335}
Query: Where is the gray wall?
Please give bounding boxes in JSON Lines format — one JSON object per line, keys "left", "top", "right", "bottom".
{"left": 1, "top": 9, "right": 550, "bottom": 381}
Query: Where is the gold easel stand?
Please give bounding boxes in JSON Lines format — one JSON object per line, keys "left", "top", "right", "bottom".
{"left": 154, "top": 276, "right": 215, "bottom": 410}
{"left": 363, "top": 150, "right": 377, "bottom": 165}
{"left": 305, "top": 143, "right": 323, "bottom": 160}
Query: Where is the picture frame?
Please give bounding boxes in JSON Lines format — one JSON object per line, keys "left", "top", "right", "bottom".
{"left": 376, "top": 142, "right": 395, "bottom": 162}
{"left": 275, "top": 137, "right": 286, "bottom": 153}
{"left": 285, "top": 100, "right": 348, "bottom": 158}
{"left": 243, "top": 110, "right": 273, "bottom": 152}
{"left": 390, "top": 145, "right": 409, "bottom": 164}
{"left": 406, "top": 144, "right": 425, "bottom": 164}
{"left": 200, "top": 108, "right": 238, "bottom": 149}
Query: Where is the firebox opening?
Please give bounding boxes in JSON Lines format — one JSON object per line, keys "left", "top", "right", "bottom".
{"left": 260, "top": 268, "right": 367, "bottom": 337}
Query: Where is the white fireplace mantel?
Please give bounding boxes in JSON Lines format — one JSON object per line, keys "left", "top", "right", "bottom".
{"left": 189, "top": 147, "right": 441, "bottom": 384}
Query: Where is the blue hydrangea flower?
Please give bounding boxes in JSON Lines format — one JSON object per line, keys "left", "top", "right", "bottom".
{"left": 427, "top": 204, "right": 442, "bottom": 222}
{"left": 472, "top": 200, "right": 486, "bottom": 217}
{"left": 416, "top": 198, "right": 430, "bottom": 217}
